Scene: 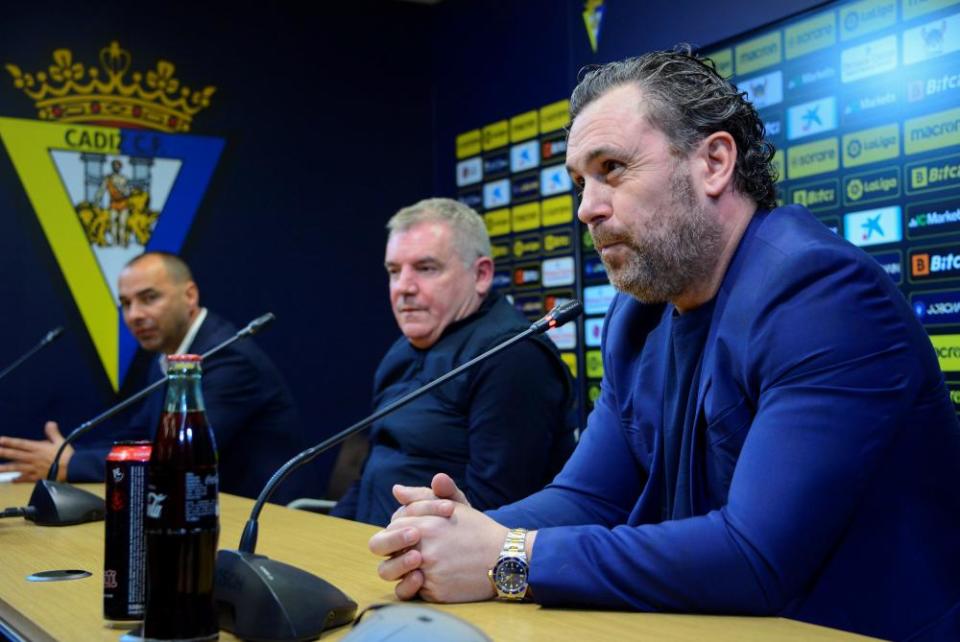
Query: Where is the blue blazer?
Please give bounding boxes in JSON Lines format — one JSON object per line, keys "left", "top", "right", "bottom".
{"left": 490, "top": 206, "right": 960, "bottom": 641}
{"left": 69, "top": 311, "right": 311, "bottom": 504}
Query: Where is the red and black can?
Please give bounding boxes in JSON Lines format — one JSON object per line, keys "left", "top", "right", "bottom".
{"left": 103, "top": 440, "right": 152, "bottom": 622}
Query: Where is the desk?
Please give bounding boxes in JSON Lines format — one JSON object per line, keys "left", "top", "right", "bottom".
{"left": 0, "top": 483, "right": 876, "bottom": 641}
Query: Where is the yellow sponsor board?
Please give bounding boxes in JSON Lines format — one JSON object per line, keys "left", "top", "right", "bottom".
{"left": 484, "top": 208, "right": 511, "bottom": 237}
{"left": 772, "top": 149, "right": 785, "bottom": 183}
{"left": 512, "top": 202, "right": 541, "bottom": 232}
{"left": 931, "top": 334, "right": 960, "bottom": 371}
{"left": 561, "top": 352, "right": 578, "bottom": 378}
{"left": 543, "top": 231, "right": 572, "bottom": 253}
{"left": 704, "top": 48, "right": 733, "bottom": 77}
{"left": 905, "top": 107, "right": 960, "bottom": 156}
{"left": 539, "top": 99, "right": 570, "bottom": 134}
{"left": 481, "top": 120, "right": 509, "bottom": 151}
{"left": 586, "top": 349, "right": 604, "bottom": 378}
{"left": 509, "top": 110, "right": 539, "bottom": 142}
{"left": 785, "top": 10, "right": 836, "bottom": 60}
{"left": 735, "top": 31, "right": 782, "bottom": 75}
{"left": 513, "top": 235, "right": 542, "bottom": 259}
{"left": 840, "top": 0, "right": 897, "bottom": 41}
{"left": 787, "top": 137, "right": 839, "bottom": 179}
{"left": 842, "top": 123, "right": 900, "bottom": 168}
{"left": 491, "top": 240, "right": 511, "bottom": 260}
{"left": 902, "top": 0, "right": 960, "bottom": 20}
{"left": 456, "top": 129, "right": 481, "bottom": 159}
{"left": 907, "top": 153, "right": 960, "bottom": 193}
{"left": 542, "top": 194, "right": 574, "bottom": 226}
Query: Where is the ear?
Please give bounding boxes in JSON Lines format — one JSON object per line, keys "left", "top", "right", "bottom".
{"left": 184, "top": 281, "right": 200, "bottom": 309}
{"left": 697, "top": 131, "right": 737, "bottom": 199}
{"left": 474, "top": 256, "right": 494, "bottom": 297}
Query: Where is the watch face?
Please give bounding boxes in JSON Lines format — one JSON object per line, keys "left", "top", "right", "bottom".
{"left": 493, "top": 557, "right": 528, "bottom": 594}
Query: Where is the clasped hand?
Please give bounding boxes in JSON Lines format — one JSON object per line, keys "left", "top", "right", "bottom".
{"left": 368, "top": 473, "right": 506, "bottom": 603}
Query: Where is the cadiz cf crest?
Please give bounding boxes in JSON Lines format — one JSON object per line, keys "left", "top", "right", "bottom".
{"left": 0, "top": 42, "right": 224, "bottom": 390}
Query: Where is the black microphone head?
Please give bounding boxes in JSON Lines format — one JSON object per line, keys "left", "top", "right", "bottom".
{"left": 242, "top": 312, "right": 276, "bottom": 336}
{"left": 43, "top": 326, "right": 64, "bottom": 345}
{"left": 531, "top": 300, "right": 583, "bottom": 334}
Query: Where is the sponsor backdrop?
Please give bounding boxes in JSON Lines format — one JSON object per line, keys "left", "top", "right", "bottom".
{"left": 448, "top": 0, "right": 960, "bottom": 421}
{"left": 701, "top": 0, "right": 960, "bottom": 415}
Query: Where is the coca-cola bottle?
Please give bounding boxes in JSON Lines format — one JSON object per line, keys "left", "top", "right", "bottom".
{"left": 144, "top": 354, "right": 219, "bottom": 640}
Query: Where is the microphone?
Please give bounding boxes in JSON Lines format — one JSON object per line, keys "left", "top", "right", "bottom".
{"left": 0, "top": 326, "right": 64, "bottom": 384}
{"left": 214, "top": 300, "right": 583, "bottom": 642}
{"left": 25, "top": 313, "right": 277, "bottom": 527}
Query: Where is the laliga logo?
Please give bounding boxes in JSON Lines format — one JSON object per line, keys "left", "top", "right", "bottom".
{"left": 146, "top": 492, "right": 168, "bottom": 518}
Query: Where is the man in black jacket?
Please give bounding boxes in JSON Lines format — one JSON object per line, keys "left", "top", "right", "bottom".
{"left": 0, "top": 252, "right": 308, "bottom": 502}
{"left": 330, "top": 198, "right": 576, "bottom": 526}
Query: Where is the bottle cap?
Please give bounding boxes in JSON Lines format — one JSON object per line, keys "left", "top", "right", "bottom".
{"left": 167, "top": 354, "right": 202, "bottom": 362}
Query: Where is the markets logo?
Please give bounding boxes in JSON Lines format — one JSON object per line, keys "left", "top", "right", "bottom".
{"left": 912, "top": 290, "right": 960, "bottom": 325}
{"left": 842, "top": 89, "right": 896, "bottom": 120}
{"left": 483, "top": 151, "right": 510, "bottom": 177}
{"left": 511, "top": 174, "right": 540, "bottom": 202}
{"left": 0, "top": 42, "right": 222, "bottom": 390}
{"left": 907, "top": 198, "right": 960, "bottom": 238}
{"left": 786, "top": 64, "right": 836, "bottom": 91}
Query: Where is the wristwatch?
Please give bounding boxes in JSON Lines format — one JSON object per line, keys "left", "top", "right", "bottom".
{"left": 488, "top": 528, "right": 530, "bottom": 601}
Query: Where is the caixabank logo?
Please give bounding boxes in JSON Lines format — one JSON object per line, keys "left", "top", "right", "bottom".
{"left": 0, "top": 42, "right": 224, "bottom": 390}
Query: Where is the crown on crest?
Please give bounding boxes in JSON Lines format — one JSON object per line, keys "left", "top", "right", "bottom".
{"left": 5, "top": 41, "right": 215, "bottom": 133}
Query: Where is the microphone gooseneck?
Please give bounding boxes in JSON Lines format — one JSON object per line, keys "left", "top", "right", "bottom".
{"left": 0, "top": 326, "right": 65, "bottom": 385}
{"left": 215, "top": 301, "right": 582, "bottom": 642}
{"left": 236, "top": 300, "right": 582, "bottom": 554}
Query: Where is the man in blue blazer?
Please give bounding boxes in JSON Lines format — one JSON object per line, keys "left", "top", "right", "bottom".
{"left": 367, "top": 48, "right": 960, "bottom": 641}
{"left": 0, "top": 252, "right": 308, "bottom": 503}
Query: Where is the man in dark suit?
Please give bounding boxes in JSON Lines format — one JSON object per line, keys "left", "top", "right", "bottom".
{"left": 367, "top": 48, "right": 960, "bottom": 641}
{"left": 0, "top": 252, "right": 308, "bottom": 502}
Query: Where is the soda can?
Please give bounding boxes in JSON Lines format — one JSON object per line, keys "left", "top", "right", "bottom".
{"left": 103, "top": 440, "right": 152, "bottom": 622}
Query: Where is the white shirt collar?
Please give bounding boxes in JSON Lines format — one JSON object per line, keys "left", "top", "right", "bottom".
{"left": 158, "top": 308, "right": 208, "bottom": 373}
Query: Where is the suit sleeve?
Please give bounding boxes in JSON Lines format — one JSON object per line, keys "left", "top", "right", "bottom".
{"left": 518, "top": 250, "right": 931, "bottom": 613}
{"left": 459, "top": 340, "right": 571, "bottom": 510}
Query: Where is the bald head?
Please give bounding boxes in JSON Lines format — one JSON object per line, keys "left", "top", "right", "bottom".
{"left": 118, "top": 253, "right": 200, "bottom": 354}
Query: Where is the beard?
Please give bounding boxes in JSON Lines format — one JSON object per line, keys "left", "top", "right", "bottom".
{"left": 592, "top": 168, "right": 723, "bottom": 304}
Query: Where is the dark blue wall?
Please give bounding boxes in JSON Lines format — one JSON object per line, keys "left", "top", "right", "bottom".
{"left": 0, "top": 1, "right": 434, "bottom": 491}
{"left": 1, "top": 0, "right": 827, "bottom": 494}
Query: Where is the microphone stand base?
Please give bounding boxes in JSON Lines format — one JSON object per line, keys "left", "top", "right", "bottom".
{"left": 27, "top": 480, "right": 105, "bottom": 526}
{"left": 216, "top": 549, "right": 357, "bottom": 642}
